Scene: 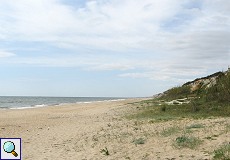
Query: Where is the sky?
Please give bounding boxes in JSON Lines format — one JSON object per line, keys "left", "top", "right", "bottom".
{"left": 0, "top": 0, "right": 229, "bottom": 97}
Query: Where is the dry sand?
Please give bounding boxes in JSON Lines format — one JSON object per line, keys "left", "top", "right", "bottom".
{"left": 0, "top": 98, "right": 230, "bottom": 160}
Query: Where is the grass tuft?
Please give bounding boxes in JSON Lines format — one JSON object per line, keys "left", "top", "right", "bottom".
{"left": 100, "top": 147, "right": 109, "bottom": 156}
{"left": 174, "top": 135, "right": 202, "bottom": 149}
{"left": 186, "top": 124, "right": 204, "bottom": 129}
{"left": 161, "top": 126, "right": 180, "bottom": 137}
{"left": 132, "top": 138, "right": 145, "bottom": 145}
{"left": 213, "top": 144, "right": 230, "bottom": 160}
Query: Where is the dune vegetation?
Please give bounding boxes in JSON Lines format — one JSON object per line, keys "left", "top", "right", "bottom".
{"left": 129, "top": 69, "right": 230, "bottom": 120}
{"left": 126, "top": 69, "right": 230, "bottom": 159}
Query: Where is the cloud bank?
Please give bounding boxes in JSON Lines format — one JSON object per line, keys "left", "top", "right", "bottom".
{"left": 0, "top": 0, "right": 229, "bottom": 82}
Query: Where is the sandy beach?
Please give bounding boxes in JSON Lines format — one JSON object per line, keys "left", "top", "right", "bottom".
{"left": 0, "top": 98, "right": 230, "bottom": 160}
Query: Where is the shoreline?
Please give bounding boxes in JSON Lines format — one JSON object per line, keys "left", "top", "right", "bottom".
{"left": 0, "top": 97, "right": 146, "bottom": 110}
{"left": 0, "top": 98, "right": 146, "bottom": 159}
{"left": 8, "top": 98, "right": 128, "bottom": 110}
{"left": 1, "top": 97, "right": 227, "bottom": 159}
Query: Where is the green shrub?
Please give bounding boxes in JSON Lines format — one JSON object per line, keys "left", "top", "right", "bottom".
{"left": 132, "top": 138, "right": 145, "bottom": 145}
{"left": 161, "top": 105, "right": 166, "bottom": 112}
{"left": 205, "top": 73, "right": 230, "bottom": 103}
{"left": 160, "top": 85, "right": 191, "bottom": 100}
{"left": 213, "top": 144, "right": 230, "bottom": 159}
{"left": 191, "top": 100, "right": 200, "bottom": 112}
{"left": 174, "top": 135, "right": 202, "bottom": 149}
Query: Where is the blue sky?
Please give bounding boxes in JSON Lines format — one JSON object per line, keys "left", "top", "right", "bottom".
{"left": 0, "top": 0, "right": 229, "bottom": 97}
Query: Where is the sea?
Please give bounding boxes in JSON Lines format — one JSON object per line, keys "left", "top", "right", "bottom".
{"left": 0, "top": 96, "right": 126, "bottom": 109}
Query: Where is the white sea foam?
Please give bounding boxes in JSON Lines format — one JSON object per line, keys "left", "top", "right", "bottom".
{"left": 0, "top": 97, "right": 128, "bottom": 110}
{"left": 76, "top": 101, "right": 93, "bottom": 104}
{"left": 10, "top": 104, "right": 48, "bottom": 110}
{"left": 35, "top": 104, "right": 48, "bottom": 107}
{"left": 108, "top": 99, "right": 126, "bottom": 102}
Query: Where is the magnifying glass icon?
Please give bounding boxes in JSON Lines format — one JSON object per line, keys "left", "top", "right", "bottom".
{"left": 3, "top": 141, "right": 18, "bottom": 157}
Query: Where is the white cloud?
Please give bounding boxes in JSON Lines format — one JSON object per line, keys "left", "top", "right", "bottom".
{"left": 1, "top": 0, "right": 229, "bottom": 52}
{"left": 119, "top": 62, "right": 208, "bottom": 83}
{"left": 0, "top": 0, "right": 182, "bottom": 49}
{"left": 0, "top": 0, "right": 229, "bottom": 84}
{"left": 0, "top": 50, "right": 15, "bottom": 58}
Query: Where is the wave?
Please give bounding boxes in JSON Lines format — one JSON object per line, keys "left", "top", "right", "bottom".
{"left": 1, "top": 97, "right": 128, "bottom": 110}
{"left": 10, "top": 104, "right": 48, "bottom": 110}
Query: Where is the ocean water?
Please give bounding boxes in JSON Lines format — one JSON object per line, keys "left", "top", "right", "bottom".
{"left": 0, "top": 96, "right": 126, "bottom": 109}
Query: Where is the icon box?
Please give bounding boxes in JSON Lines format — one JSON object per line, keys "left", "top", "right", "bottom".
{"left": 0, "top": 138, "right": 21, "bottom": 160}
